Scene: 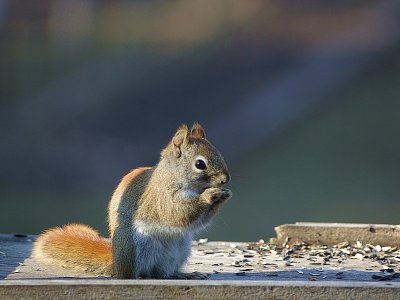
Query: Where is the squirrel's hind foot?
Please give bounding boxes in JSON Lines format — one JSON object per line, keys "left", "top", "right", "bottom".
{"left": 170, "top": 272, "right": 210, "bottom": 280}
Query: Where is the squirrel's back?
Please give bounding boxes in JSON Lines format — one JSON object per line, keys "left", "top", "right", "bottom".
{"left": 33, "top": 223, "right": 113, "bottom": 275}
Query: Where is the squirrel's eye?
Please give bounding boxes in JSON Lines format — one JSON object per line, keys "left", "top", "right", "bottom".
{"left": 195, "top": 159, "right": 207, "bottom": 170}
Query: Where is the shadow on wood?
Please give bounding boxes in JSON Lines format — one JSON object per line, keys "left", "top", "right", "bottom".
{"left": 0, "top": 234, "right": 34, "bottom": 279}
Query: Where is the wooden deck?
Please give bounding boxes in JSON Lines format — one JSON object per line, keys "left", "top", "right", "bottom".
{"left": 1, "top": 223, "right": 400, "bottom": 299}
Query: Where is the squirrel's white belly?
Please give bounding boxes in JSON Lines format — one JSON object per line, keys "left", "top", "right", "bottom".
{"left": 133, "top": 223, "right": 192, "bottom": 278}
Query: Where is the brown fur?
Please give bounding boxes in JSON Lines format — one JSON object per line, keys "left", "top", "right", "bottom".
{"left": 108, "top": 167, "right": 152, "bottom": 236}
{"left": 107, "top": 167, "right": 152, "bottom": 278}
{"left": 33, "top": 123, "right": 231, "bottom": 279}
{"left": 190, "top": 122, "right": 206, "bottom": 139}
{"left": 135, "top": 125, "right": 230, "bottom": 228}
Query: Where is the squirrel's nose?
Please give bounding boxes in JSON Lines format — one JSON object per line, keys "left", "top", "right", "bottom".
{"left": 219, "top": 173, "right": 230, "bottom": 185}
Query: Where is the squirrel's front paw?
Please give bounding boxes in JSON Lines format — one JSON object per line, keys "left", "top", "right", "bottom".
{"left": 201, "top": 188, "right": 232, "bottom": 204}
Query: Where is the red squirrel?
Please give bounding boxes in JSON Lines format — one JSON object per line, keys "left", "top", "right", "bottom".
{"left": 33, "top": 123, "right": 232, "bottom": 279}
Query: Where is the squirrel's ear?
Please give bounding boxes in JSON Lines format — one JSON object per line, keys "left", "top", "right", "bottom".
{"left": 171, "top": 124, "right": 190, "bottom": 158}
{"left": 191, "top": 122, "right": 206, "bottom": 139}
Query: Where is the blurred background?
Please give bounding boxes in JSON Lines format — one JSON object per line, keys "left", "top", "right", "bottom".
{"left": 1, "top": 0, "right": 400, "bottom": 241}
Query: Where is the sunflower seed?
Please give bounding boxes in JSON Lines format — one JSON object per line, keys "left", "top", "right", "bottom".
{"left": 198, "top": 238, "right": 208, "bottom": 245}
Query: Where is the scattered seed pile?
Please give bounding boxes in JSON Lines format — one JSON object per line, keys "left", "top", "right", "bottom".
{"left": 188, "top": 239, "right": 400, "bottom": 281}
{"left": 247, "top": 239, "right": 400, "bottom": 280}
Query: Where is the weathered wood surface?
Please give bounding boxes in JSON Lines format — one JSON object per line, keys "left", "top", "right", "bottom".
{"left": 1, "top": 233, "right": 399, "bottom": 281}
{"left": 1, "top": 280, "right": 399, "bottom": 300}
{"left": 272, "top": 222, "right": 400, "bottom": 247}
{"left": 1, "top": 223, "right": 400, "bottom": 299}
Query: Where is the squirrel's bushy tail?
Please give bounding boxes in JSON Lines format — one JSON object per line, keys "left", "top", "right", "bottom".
{"left": 33, "top": 224, "right": 113, "bottom": 275}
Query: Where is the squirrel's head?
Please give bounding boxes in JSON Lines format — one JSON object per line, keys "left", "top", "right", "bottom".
{"left": 161, "top": 123, "right": 230, "bottom": 191}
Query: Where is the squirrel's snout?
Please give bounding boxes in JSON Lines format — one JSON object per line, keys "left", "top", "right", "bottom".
{"left": 219, "top": 173, "right": 230, "bottom": 185}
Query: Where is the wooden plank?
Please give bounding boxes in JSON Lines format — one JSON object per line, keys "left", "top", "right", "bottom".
{"left": 271, "top": 222, "right": 400, "bottom": 247}
{"left": 1, "top": 279, "right": 400, "bottom": 300}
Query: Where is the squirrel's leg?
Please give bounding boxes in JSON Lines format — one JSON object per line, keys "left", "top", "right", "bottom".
{"left": 201, "top": 187, "right": 232, "bottom": 223}
{"left": 172, "top": 187, "right": 232, "bottom": 225}
{"left": 112, "top": 225, "right": 136, "bottom": 278}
